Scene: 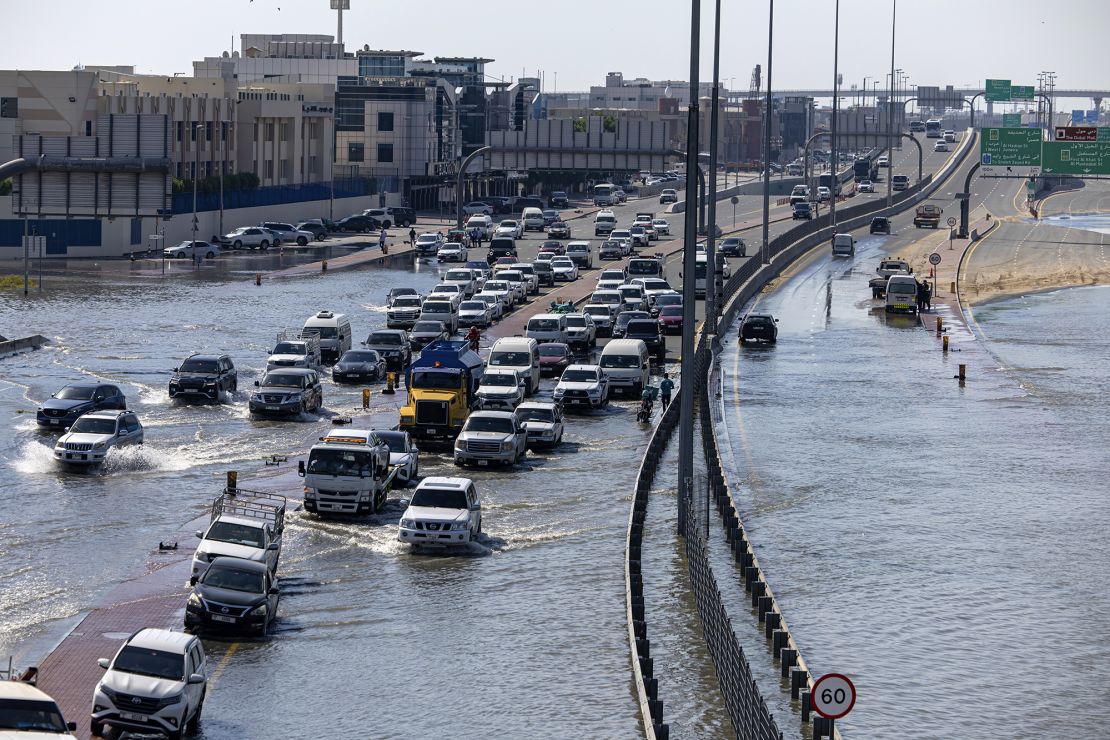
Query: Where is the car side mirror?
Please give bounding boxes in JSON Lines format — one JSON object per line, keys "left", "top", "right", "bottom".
{"left": 298, "top": 460, "right": 306, "bottom": 476}
{"left": 267, "top": 542, "right": 279, "bottom": 551}
{"left": 98, "top": 658, "right": 110, "bottom": 669}
{"left": 173, "top": 367, "right": 179, "bottom": 372}
{"left": 118, "top": 429, "right": 128, "bottom": 436}
{"left": 195, "top": 530, "right": 204, "bottom": 539}
{"left": 187, "top": 673, "right": 206, "bottom": 684}
{"left": 254, "top": 381, "right": 260, "bottom": 387}
{"left": 269, "top": 586, "right": 281, "bottom": 595}
{"left": 67, "top": 722, "right": 77, "bottom": 731}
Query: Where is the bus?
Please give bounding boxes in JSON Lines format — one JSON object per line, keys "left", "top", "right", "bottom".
{"left": 592, "top": 184, "right": 618, "bottom": 206}
{"left": 925, "top": 119, "right": 943, "bottom": 138}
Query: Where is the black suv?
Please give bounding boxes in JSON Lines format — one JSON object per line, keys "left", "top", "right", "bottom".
{"left": 625, "top": 319, "right": 666, "bottom": 361}
{"left": 550, "top": 191, "right": 569, "bottom": 208}
{"left": 335, "top": 214, "right": 381, "bottom": 233}
{"left": 739, "top": 314, "right": 778, "bottom": 344}
{"left": 169, "top": 354, "right": 238, "bottom": 403}
{"left": 870, "top": 217, "right": 891, "bottom": 235}
{"left": 365, "top": 329, "right": 412, "bottom": 371}
{"left": 389, "top": 207, "right": 417, "bottom": 228}
{"left": 486, "top": 239, "right": 518, "bottom": 265}
{"left": 719, "top": 236, "right": 747, "bottom": 257}
{"left": 184, "top": 556, "right": 280, "bottom": 636}
{"left": 36, "top": 382, "right": 126, "bottom": 428}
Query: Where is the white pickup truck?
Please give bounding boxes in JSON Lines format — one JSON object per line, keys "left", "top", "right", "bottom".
{"left": 267, "top": 330, "right": 322, "bottom": 370}
{"left": 192, "top": 489, "right": 286, "bottom": 584}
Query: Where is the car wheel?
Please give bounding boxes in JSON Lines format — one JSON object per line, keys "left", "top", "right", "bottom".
{"left": 187, "top": 693, "right": 205, "bottom": 733}
{"left": 167, "top": 727, "right": 184, "bottom": 740}
{"left": 299, "top": 401, "right": 307, "bottom": 415}
{"left": 205, "top": 251, "right": 215, "bottom": 259}
{"left": 90, "top": 720, "right": 105, "bottom": 736}
{"left": 260, "top": 240, "right": 270, "bottom": 250}
{"left": 297, "top": 237, "right": 308, "bottom": 246}
{"left": 383, "top": 220, "right": 392, "bottom": 229}
{"left": 233, "top": 240, "right": 243, "bottom": 249}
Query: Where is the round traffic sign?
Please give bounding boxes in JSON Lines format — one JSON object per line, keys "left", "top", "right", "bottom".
{"left": 947, "top": 216, "right": 957, "bottom": 227}
{"left": 811, "top": 673, "right": 856, "bottom": 720}
{"left": 929, "top": 252, "right": 942, "bottom": 265}
{"left": 730, "top": 196, "right": 739, "bottom": 204}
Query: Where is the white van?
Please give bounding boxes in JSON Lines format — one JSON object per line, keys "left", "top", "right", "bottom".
{"left": 488, "top": 336, "right": 541, "bottom": 395}
{"left": 885, "top": 275, "right": 919, "bottom": 314}
{"left": 599, "top": 339, "right": 651, "bottom": 396}
{"left": 466, "top": 214, "right": 493, "bottom": 238}
{"left": 526, "top": 314, "right": 569, "bottom": 344}
{"left": 566, "top": 241, "right": 594, "bottom": 269}
{"left": 303, "top": 310, "right": 353, "bottom": 364}
{"left": 593, "top": 184, "right": 618, "bottom": 206}
{"left": 521, "top": 207, "right": 546, "bottom": 232}
{"left": 831, "top": 233, "right": 855, "bottom": 257}
{"left": 594, "top": 211, "right": 617, "bottom": 236}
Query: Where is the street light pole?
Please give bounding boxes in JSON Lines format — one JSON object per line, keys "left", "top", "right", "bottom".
{"left": 192, "top": 123, "right": 201, "bottom": 253}
{"left": 705, "top": 0, "right": 721, "bottom": 335}
{"left": 677, "top": 0, "right": 702, "bottom": 536}
{"left": 828, "top": 0, "right": 841, "bottom": 235}
{"left": 761, "top": 0, "right": 774, "bottom": 265}
{"left": 887, "top": 0, "right": 896, "bottom": 209}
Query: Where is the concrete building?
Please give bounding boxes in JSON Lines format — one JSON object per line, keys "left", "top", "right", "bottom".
{"left": 235, "top": 82, "right": 335, "bottom": 187}
{"left": 545, "top": 71, "right": 727, "bottom": 112}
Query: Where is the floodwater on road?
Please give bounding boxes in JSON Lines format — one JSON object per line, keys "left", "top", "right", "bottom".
{"left": 0, "top": 254, "right": 656, "bottom": 737}
{"left": 718, "top": 241, "right": 1110, "bottom": 738}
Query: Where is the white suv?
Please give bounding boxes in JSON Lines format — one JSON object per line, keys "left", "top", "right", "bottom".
{"left": 554, "top": 364, "right": 610, "bottom": 409}
{"left": 92, "top": 628, "right": 207, "bottom": 740}
{"left": 54, "top": 410, "right": 143, "bottom": 466}
{"left": 398, "top": 477, "right": 482, "bottom": 547}
{"left": 0, "top": 682, "right": 77, "bottom": 737}
{"left": 260, "top": 222, "right": 313, "bottom": 246}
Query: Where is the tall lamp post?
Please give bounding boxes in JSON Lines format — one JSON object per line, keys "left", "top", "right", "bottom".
{"left": 828, "top": 0, "right": 841, "bottom": 236}
{"left": 886, "top": 0, "right": 897, "bottom": 209}
{"left": 705, "top": 0, "right": 721, "bottom": 335}
{"left": 761, "top": 0, "right": 774, "bottom": 265}
{"left": 192, "top": 122, "right": 203, "bottom": 252}
{"left": 677, "top": 0, "right": 702, "bottom": 535}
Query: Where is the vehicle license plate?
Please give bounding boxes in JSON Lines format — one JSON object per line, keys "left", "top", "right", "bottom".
{"left": 50, "top": 419, "right": 59, "bottom": 425}
{"left": 120, "top": 712, "right": 148, "bottom": 722}
{"left": 477, "top": 459, "right": 488, "bottom": 466}
{"left": 211, "top": 614, "right": 236, "bottom": 623}
{"left": 266, "top": 405, "right": 279, "bottom": 411}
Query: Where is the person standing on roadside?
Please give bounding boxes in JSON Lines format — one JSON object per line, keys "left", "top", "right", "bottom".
{"left": 379, "top": 227, "right": 387, "bottom": 251}
{"left": 659, "top": 373, "right": 674, "bottom": 410}
{"left": 408, "top": 227, "right": 416, "bottom": 246}
{"left": 916, "top": 279, "right": 926, "bottom": 312}
{"left": 923, "top": 280, "right": 932, "bottom": 312}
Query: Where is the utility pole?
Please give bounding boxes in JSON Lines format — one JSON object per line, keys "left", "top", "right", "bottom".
{"left": 192, "top": 123, "right": 201, "bottom": 252}
{"left": 677, "top": 0, "right": 702, "bottom": 536}
{"left": 829, "top": 0, "right": 841, "bottom": 236}
{"left": 761, "top": 0, "right": 774, "bottom": 265}
{"left": 705, "top": 0, "right": 721, "bottom": 334}
{"left": 887, "top": 0, "right": 896, "bottom": 209}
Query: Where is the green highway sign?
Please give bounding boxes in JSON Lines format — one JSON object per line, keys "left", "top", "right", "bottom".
{"left": 1011, "top": 85, "right": 1035, "bottom": 101}
{"left": 1042, "top": 141, "right": 1110, "bottom": 175}
{"left": 1100, "top": 128, "right": 1110, "bottom": 142}
{"left": 1002, "top": 113, "right": 1022, "bottom": 127}
{"left": 985, "top": 79, "right": 1012, "bottom": 102}
{"left": 981, "top": 127, "right": 1043, "bottom": 167}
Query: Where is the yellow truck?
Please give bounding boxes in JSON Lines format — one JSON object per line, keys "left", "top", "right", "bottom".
{"left": 399, "top": 340, "right": 485, "bottom": 442}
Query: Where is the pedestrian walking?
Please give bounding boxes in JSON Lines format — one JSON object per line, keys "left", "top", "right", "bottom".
{"left": 923, "top": 280, "right": 932, "bottom": 311}
{"left": 379, "top": 227, "right": 388, "bottom": 251}
{"left": 916, "top": 280, "right": 926, "bottom": 312}
{"left": 408, "top": 227, "right": 416, "bottom": 246}
{"left": 659, "top": 373, "right": 674, "bottom": 411}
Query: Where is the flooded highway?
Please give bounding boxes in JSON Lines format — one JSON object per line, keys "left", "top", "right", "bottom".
{"left": 719, "top": 236, "right": 1110, "bottom": 737}
{"left": 1, "top": 218, "right": 681, "bottom": 736}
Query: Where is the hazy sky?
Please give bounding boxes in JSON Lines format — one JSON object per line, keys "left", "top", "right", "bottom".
{"left": 2, "top": 0, "right": 1106, "bottom": 101}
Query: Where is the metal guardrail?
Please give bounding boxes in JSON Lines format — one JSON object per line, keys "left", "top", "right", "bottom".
{"left": 625, "top": 129, "right": 979, "bottom": 739}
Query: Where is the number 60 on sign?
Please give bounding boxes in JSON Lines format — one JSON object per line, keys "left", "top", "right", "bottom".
{"left": 812, "top": 673, "right": 856, "bottom": 720}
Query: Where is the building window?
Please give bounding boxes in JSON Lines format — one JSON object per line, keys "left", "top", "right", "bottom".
{"left": 280, "top": 122, "right": 289, "bottom": 141}
{"left": 264, "top": 160, "right": 274, "bottom": 179}
{"left": 358, "top": 55, "right": 405, "bottom": 79}
{"left": 280, "top": 160, "right": 291, "bottom": 179}
{"left": 85, "top": 120, "right": 93, "bottom": 136}
{"left": 378, "top": 111, "right": 394, "bottom": 132}
{"left": 0, "top": 97, "right": 17, "bottom": 118}
{"left": 190, "top": 124, "right": 197, "bottom": 142}
{"left": 348, "top": 142, "right": 364, "bottom": 162}
{"left": 205, "top": 121, "right": 213, "bottom": 142}
{"left": 377, "top": 143, "right": 394, "bottom": 163}
{"left": 336, "top": 97, "right": 365, "bottom": 131}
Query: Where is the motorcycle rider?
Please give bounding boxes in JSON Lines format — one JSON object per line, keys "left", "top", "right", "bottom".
{"left": 465, "top": 324, "right": 481, "bottom": 352}
{"left": 638, "top": 385, "right": 655, "bottom": 422}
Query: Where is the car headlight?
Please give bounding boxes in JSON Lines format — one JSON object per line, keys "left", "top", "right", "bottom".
{"left": 501, "top": 441, "right": 514, "bottom": 451}
{"left": 453, "top": 520, "right": 471, "bottom": 531}
{"left": 251, "top": 393, "right": 263, "bottom": 401}
{"left": 204, "top": 381, "right": 216, "bottom": 387}
{"left": 156, "top": 693, "right": 182, "bottom": 709}
{"left": 187, "top": 592, "right": 201, "bottom": 607}
{"left": 55, "top": 441, "right": 65, "bottom": 449}
{"left": 286, "top": 392, "right": 303, "bottom": 401}
{"left": 92, "top": 441, "right": 107, "bottom": 449}
{"left": 249, "top": 603, "right": 268, "bottom": 617}
{"left": 400, "top": 518, "right": 415, "bottom": 529}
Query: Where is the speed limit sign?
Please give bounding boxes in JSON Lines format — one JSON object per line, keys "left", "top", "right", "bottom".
{"left": 812, "top": 673, "right": 856, "bottom": 720}
{"left": 947, "top": 216, "right": 957, "bottom": 227}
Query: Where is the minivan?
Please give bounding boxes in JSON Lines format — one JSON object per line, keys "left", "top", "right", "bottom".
{"left": 303, "top": 310, "right": 353, "bottom": 364}
{"left": 831, "top": 233, "right": 855, "bottom": 257}
{"left": 420, "top": 299, "right": 459, "bottom": 334}
{"left": 599, "top": 339, "right": 651, "bottom": 396}
{"left": 488, "top": 337, "right": 541, "bottom": 395}
{"left": 885, "top": 275, "right": 919, "bottom": 314}
{"left": 892, "top": 175, "right": 909, "bottom": 191}
{"left": 566, "top": 241, "right": 594, "bottom": 269}
{"left": 594, "top": 211, "right": 617, "bottom": 236}
{"left": 521, "top": 207, "right": 546, "bottom": 231}
{"left": 526, "top": 314, "right": 569, "bottom": 344}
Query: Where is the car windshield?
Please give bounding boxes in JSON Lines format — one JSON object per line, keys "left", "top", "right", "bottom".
{"left": 413, "top": 322, "right": 444, "bottom": 333}
{"left": 533, "top": 262, "right": 552, "bottom": 271}
{"left": 432, "top": 285, "right": 460, "bottom": 293}
{"left": 617, "top": 313, "right": 649, "bottom": 327}
{"left": 601, "top": 353, "right": 641, "bottom": 368}
{"left": 390, "top": 289, "right": 416, "bottom": 297}
{"left": 485, "top": 282, "right": 509, "bottom": 292}
{"left": 307, "top": 448, "right": 378, "bottom": 477}
{"left": 562, "top": 369, "right": 598, "bottom": 382}
{"left": 422, "top": 303, "right": 450, "bottom": 313}
{"left": 643, "top": 280, "right": 670, "bottom": 290}
{"left": 660, "top": 306, "right": 683, "bottom": 317}
{"left": 445, "top": 271, "right": 471, "bottom": 281}
{"left": 112, "top": 646, "right": 185, "bottom": 681}
{"left": 340, "top": 351, "right": 379, "bottom": 363}
{"left": 393, "top": 297, "right": 422, "bottom": 308}
{"left": 489, "top": 351, "right": 531, "bottom": 366}
{"left": 417, "top": 235, "right": 437, "bottom": 243}
{"left": 482, "top": 374, "right": 518, "bottom": 387}
{"left": 538, "top": 344, "right": 569, "bottom": 358}
{"left": 584, "top": 307, "right": 609, "bottom": 317}
{"left": 262, "top": 374, "right": 305, "bottom": 388}
{"left": 627, "top": 321, "right": 657, "bottom": 334}
{"left": 465, "top": 416, "right": 515, "bottom": 434}
{"left": 272, "top": 342, "right": 306, "bottom": 355}
{"left": 500, "top": 221, "right": 518, "bottom": 227}
{"left": 460, "top": 302, "right": 485, "bottom": 312}
{"left": 307, "top": 326, "right": 338, "bottom": 338}
{"left": 619, "top": 288, "right": 643, "bottom": 299}
{"left": 529, "top": 319, "right": 560, "bottom": 330}
{"left": 518, "top": 407, "right": 555, "bottom": 423}
{"left": 889, "top": 283, "right": 916, "bottom": 295}
{"left": 56, "top": 385, "right": 96, "bottom": 400}
{"left": 206, "top": 521, "right": 265, "bottom": 547}
{"left": 475, "top": 295, "right": 497, "bottom": 305}
{"left": 410, "top": 370, "right": 460, "bottom": 390}
{"left": 368, "top": 333, "right": 402, "bottom": 345}
{"left": 203, "top": 566, "right": 264, "bottom": 594}
{"left": 410, "top": 487, "right": 467, "bottom": 510}
{"left": 552, "top": 259, "right": 573, "bottom": 267}
{"left": 69, "top": 417, "right": 116, "bottom": 434}
{"left": 656, "top": 295, "right": 681, "bottom": 306}
{"left": 722, "top": 239, "right": 740, "bottom": 246}
{"left": 375, "top": 431, "right": 408, "bottom": 453}
{"left": 566, "top": 317, "right": 587, "bottom": 327}
{"left": 0, "top": 698, "right": 68, "bottom": 732}
{"left": 747, "top": 316, "right": 774, "bottom": 325}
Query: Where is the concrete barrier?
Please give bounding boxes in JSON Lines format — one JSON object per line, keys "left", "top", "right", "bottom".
{"left": 0, "top": 334, "right": 48, "bottom": 359}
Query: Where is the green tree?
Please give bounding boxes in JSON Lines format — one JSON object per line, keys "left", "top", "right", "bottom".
{"left": 0, "top": 178, "right": 12, "bottom": 196}
{"left": 573, "top": 117, "right": 587, "bottom": 133}
{"left": 603, "top": 114, "right": 618, "bottom": 133}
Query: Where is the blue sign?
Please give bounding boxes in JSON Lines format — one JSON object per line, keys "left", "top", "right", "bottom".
{"left": 1072, "top": 110, "right": 1085, "bottom": 124}
{"left": 1088, "top": 110, "right": 1100, "bottom": 124}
